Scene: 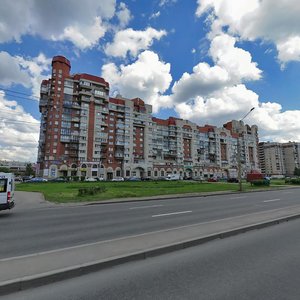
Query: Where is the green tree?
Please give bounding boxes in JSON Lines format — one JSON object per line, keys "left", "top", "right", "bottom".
{"left": 0, "top": 167, "right": 10, "bottom": 173}
{"left": 25, "top": 163, "right": 35, "bottom": 176}
{"left": 294, "top": 167, "right": 300, "bottom": 176}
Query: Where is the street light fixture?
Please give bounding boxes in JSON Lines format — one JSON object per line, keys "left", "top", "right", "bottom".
{"left": 237, "top": 107, "right": 255, "bottom": 192}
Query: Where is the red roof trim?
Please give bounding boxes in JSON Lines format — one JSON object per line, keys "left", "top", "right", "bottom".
{"left": 109, "top": 97, "right": 125, "bottom": 105}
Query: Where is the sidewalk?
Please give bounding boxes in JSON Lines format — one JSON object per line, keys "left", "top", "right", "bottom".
{"left": 1, "top": 202, "right": 300, "bottom": 295}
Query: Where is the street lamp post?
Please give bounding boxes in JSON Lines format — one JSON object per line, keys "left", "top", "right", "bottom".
{"left": 237, "top": 107, "right": 255, "bottom": 192}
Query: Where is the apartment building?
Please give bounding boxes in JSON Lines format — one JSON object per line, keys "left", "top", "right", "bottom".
{"left": 37, "top": 55, "right": 260, "bottom": 180}
{"left": 258, "top": 142, "right": 300, "bottom": 176}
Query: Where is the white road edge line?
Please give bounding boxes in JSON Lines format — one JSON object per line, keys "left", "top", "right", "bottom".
{"left": 152, "top": 211, "right": 192, "bottom": 218}
{"left": 230, "top": 196, "right": 246, "bottom": 199}
{"left": 263, "top": 199, "right": 281, "bottom": 203}
{"left": 130, "top": 204, "right": 164, "bottom": 210}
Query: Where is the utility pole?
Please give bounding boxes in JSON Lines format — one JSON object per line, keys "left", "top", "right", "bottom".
{"left": 237, "top": 107, "right": 255, "bottom": 192}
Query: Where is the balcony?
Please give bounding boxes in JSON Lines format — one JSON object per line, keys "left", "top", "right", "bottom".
{"left": 115, "top": 141, "right": 125, "bottom": 146}
{"left": 115, "top": 152, "right": 124, "bottom": 159}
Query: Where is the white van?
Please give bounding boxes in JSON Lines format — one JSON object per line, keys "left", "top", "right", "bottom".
{"left": 166, "top": 174, "right": 182, "bottom": 181}
{"left": 0, "top": 173, "right": 15, "bottom": 211}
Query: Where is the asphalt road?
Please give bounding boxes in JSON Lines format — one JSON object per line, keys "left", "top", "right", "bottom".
{"left": 5, "top": 215, "right": 300, "bottom": 300}
{"left": 0, "top": 188, "right": 299, "bottom": 258}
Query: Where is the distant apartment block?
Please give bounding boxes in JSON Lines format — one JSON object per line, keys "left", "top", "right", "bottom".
{"left": 0, "top": 160, "right": 36, "bottom": 174}
{"left": 37, "top": 55, "right": 260, "bottom": 180}
{"left": 259, "top": 142, "right": 300, "bottom": 176}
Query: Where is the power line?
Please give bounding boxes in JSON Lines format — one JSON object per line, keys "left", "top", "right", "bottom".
{"left": 0, "top": 119, "right": 40, "bottom": 126}
{"left": 0, "top": 108, "right": 39, "bottom": 117}
{"left": 1, "top": 92, "right": 39, "bottom": 103}
{"left": 0, "top": 88, "right": 40, "bottom": 99}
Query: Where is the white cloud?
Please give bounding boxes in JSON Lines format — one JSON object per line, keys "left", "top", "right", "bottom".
{"left": 277, "top": 36, "right": 300, "bottom": 64}
{"left": 196, "top": 0, "right": 300, "bottom": 64}
{"left": 168, "top": 33, "right": 261, "bottom": 105}
{"left": 175, "top": 84, "right": 259, "bottom": 125}
{"left": 150, "top": 11, "right": 161, "bottom": 19}
{"left": 0, "top": 52, "right": 51, "bottom": 98}
{"left": 0, "top": 91, "right": 39, "bottom": 162}
{"left": 116, "top": 2, "right": 132, "bottom": 28}
{"left": 0, "top": 0, "right": 117, "bottom": 50}
{"left": 0, "top": 52, "right": 31, "bottom": 87}
{"left": 209, "top": 34, "right": 262, "bottom": 81}
{"left": 174, "top": 84, "right": 300, "bottom": 142}
{"left": 101, "top": 50, "right": 172, "bottom": 112}
{"left": 16, "top": 53, "right": 51, "bottom": 98}
{"left": 105, "top": 27, "right": 167, "bottom": 58}
{"left": 171, "top": 63, "right": 229, "bottom": 103}
{"left": 159, "top": 0, "right": 177, "bottom": 7}
{"left": 52, "top": 17, "right": 106, "bottom": 50}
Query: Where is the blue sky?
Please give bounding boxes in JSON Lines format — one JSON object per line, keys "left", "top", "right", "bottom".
{"left": 0, "top": 0, "right": 300, "bottom": 161}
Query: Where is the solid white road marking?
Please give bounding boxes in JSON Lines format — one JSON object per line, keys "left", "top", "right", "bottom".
{"left": 230, "top": 196, "right": 246, "bottom": 199}
{"left": 152, "top": 211, "right": 192, "bottom": 218}
{"left": 130, "top": 204, "right": 164, "bottom": 210}
{"left": 263, "top": 199, "right": 281, "bottom": 203}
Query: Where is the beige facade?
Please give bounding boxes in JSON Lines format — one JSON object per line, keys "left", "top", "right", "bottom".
{"left": 259, "top": 142, "right": 300, "bottom": 176}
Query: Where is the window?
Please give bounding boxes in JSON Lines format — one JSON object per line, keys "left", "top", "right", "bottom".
{"left": 0, "top": 179, "right": 7, "bottom": 193}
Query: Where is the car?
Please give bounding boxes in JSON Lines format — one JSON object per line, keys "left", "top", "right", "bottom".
{"left": 84, "top": 177, "right": 97, "bottom": 182}
{"left": 49, "top": 177, "right": 67, "bottom": 182}
{"left": 207, "top": 178, "right": 218, "bottom": 182}
{"left": 127, "top": 177, "right": 141, "bottom": 181}
{"left": 227, "top": 178, "right": 239, "bottom": 183}
{"left": 141, "top": 177, "right": 152, "bottom": 181}
{"left": 111, "top": 177, "right": 124, "bottom": 181}
{"left": 26, "top": 177, "right": 48, "bottom": 183}
{"left": 95, "top": 177, "right": 104, "bottom": 181}
{"left": 155, "top": 177, "right": 167, "bottom": 181}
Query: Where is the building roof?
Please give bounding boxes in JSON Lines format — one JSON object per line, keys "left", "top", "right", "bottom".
{"left": 74, "top": 73, "right": 109, "bottom": 87}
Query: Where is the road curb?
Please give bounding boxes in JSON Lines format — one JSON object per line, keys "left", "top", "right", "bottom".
{"left": 1, "top": 212, "right": 300, "bottom": 296}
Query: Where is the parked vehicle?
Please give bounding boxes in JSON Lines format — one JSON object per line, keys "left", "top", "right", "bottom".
{"left": 227, "top": 178, "right": 239, "bottom": 183}
{"left": 127, "top": 177, "right": 141, "bottom": 181}
{"left": 246, "top": 171, "right": 265, "bottom": 182}
{"left": 95, "top": 177, "right": 104, "bottom": 181}
{"left": 141, "top": 177, "right": 152, "bottom": 181}
{"left": 84, "top": 177, "right": 97, "bottom": 182}
{"left": 49, "top": 177, "right": 67, "bottom": 182}
{"left": 0, "top": 173, "right": 15, "bottom": 211}
{"left": 26, "top": 177, "right": 48, "bottom": 183}
{"left": 111, "top": 177, "right": 124, "bottom": 181}
{"left": 207, "top": 178, "right": 218, "bottom": 182}
{"left": 166, "top": 174, "right": 182, "bottom": 181}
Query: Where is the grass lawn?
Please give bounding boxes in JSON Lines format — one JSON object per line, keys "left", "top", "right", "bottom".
{"left": 15, "top": 180, "right": 288, "bottom": 203}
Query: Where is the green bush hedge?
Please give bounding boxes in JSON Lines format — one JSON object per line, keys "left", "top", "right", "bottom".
{"left": 251, "top": 180, "right": 270, "bottom": 186}
{"left": 288, "top": 178, "right": 300, "bottom": 185}
{"left": 78, "top": 186, "right": 107, "bottom": 196}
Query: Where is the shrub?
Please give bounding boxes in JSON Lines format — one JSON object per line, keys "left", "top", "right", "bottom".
{"left": 72, "top": 176, "right": 79, "bottom": 182}
{"left": 80, "top": 176, "right": 85, "bottom": 182}
{"left": 290, "top": 178, "right": 300, "bottom": 185}
{"left": 251, "top": 180, "right": 270, "bottom": 186}
{"left": 78, "top": 186, "right": 107, "bottom": 196}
